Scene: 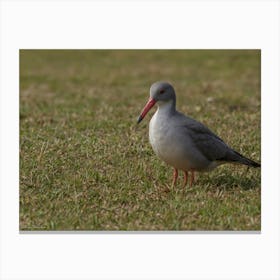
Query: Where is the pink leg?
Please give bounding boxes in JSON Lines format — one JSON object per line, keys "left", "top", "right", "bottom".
{"left": 190, "top": 169, "right": 195, "bottom": 187}
{"left": 172, "top": 168, "right": 178, "bottom": 186}
{"left": 183, "top": 171, "right": 188, "bottom": 187}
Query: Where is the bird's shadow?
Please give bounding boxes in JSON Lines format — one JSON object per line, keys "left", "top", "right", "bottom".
{"left": 203, "top": 172, "right": 261, "bottom": 191}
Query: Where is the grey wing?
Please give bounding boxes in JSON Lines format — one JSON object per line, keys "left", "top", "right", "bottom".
{"left": 183, "top": 119, "right": 232, "bottom": 162}
{"left": 177, "top": 114, "right": 260, "bottom": 167}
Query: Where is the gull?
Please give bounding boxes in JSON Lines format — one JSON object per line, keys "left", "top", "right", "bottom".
{"left": 137, "top": 81, "right": 260, "bottom": 187}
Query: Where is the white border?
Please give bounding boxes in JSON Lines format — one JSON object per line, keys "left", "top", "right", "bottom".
{"left": 1, "top": 1, "right": 279, "bottom": 279}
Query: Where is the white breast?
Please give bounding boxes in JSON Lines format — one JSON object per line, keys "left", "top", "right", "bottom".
{"left": 148, "top": 106, "right": 213, "bottom": 171}
{"left": 149, "top": 109, "right": 192, "bottom": 170}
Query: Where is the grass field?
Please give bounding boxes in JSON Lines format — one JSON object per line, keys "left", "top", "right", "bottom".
{"left": 20, "top": 50, "right": 261, "bottom": 231}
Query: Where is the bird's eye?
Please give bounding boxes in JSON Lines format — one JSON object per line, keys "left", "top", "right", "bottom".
{"left": 159, "top": 89, "right": 165, "bottom": 94}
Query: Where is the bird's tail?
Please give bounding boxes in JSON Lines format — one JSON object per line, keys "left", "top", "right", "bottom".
{"left": 231, "top": 150, "right": 261, "bottom": 168}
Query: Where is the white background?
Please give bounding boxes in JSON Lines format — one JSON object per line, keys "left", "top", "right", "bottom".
{"left": 0, "top": 0, "right": 279, "bottom": 279}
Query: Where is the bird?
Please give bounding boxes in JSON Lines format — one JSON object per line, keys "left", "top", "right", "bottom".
{"left": 137, "top": 81, "right": 261, "bottom": 187}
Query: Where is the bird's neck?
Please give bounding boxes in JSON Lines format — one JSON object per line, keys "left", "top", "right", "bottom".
{"left": 156, "top": 99, "right": 176, "bottom": 117}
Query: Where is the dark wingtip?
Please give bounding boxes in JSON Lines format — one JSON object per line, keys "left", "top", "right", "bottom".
{"left": 137, "top": 115, "right": 143, "bottom": 124}
{"left": 222, "top": 150, "right": 261, "bottom": 168}
{"left": 251, "top": 161, "right": 261, "bottom": 168}
{"left": 241, "top": 155, "right": 261, "bottom": 168}
{"left": 239, "top": 154, "right": 261, "bottom": 168}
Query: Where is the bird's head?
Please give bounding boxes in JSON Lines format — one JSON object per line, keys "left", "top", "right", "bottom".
{"left": 137, "top": 81, "right": 176, "bottom": 124}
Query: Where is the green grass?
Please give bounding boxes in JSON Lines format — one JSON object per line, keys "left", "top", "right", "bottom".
{"left": 20, "top": 50, "right": 261, "bottom": 231}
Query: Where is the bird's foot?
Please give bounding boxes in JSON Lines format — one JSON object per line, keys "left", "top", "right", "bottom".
{"left": 189, "top": 169, "right": 195, "bottom": 187}
{"left": 183, "top": 171, "right": 188, "bottom": 188}
{"left": 172, "top": 168, "right": 178, "bottom": 188}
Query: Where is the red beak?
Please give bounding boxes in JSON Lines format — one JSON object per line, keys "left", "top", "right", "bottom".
{"left": 137, "top": 97, "right": 156, "bottom": 124}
